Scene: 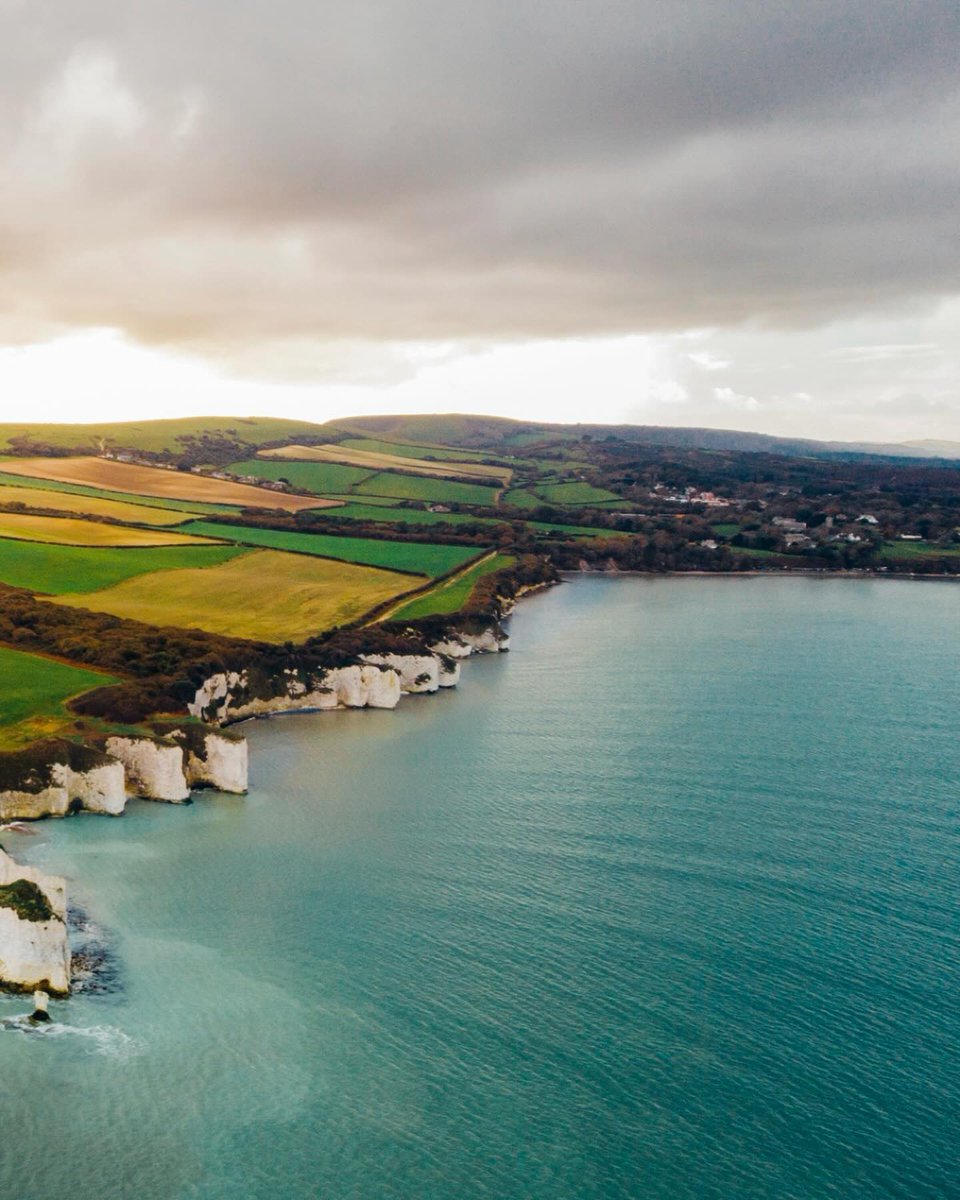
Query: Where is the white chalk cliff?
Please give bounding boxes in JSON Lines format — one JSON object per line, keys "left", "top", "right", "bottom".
{"left": 105, "top": 736, "right": 191, "bottom": 803}
{"left": 187, "top": 662, "right": 407, "bottom": 723}
{"left": 0, "top": 730, "right": 249, "bottom": 818}
{"left": 0, "top": 847, "right": 71, "bottom": 995}
{"left": 0, "top": 749, "right": 127, "bottom": 822}
{"left": 187, "top": 620, "right": 510, "bottom": 727}
{"left": 179, "top": 731, "right": 249, "bottom": 794}
{"left": 102, "top": 732, "right": 249, "bottom": 801}
{"left": 361, "top": 653, "right": 450, "bottom": 692}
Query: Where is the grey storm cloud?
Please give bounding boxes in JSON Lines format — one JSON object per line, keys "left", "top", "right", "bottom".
{"left": 0, "top": 0, "right": 958, "bottom": 347}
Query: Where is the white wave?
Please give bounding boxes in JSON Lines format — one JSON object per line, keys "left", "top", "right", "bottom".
{"left": 2, "top": 1016, "right": 142, "bottom": 1059}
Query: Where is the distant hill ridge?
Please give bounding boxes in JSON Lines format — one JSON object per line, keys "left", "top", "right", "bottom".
{"left": 0, "top": 413, "right": 958, "bottom": 464}
{"left": 329, "top": 414, "right": 960, "bottom": 463}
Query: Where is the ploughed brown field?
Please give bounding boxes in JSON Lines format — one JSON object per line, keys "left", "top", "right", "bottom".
{"left": 259, "top": 442, "right": 512, "bottom": 484}
{"left": 0, "top": 457, "right": 341, "bottom": 512}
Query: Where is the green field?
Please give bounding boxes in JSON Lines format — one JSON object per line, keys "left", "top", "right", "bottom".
{"left": 0, "top": 645, "right": 119, "bottom": 749}
{"left": 879, "top": 540, "right": 960, "bottom": 561}
{"left": 354, "top": 472, "right": 500, "bottom": 506}
{"left": 711, "top": 523, "right": 741, "bottom": 538}
{"left": 53, "top": 549, "right": 417, "bottom": 641}
{"left": 502, "top": 488, "right": 542, "bottom": 509}
{"left": 388, "top": 555, "right": 515, "bottom": 621}
{"left": 228, "top": 458, "right": 375, "bottom": 494}
{"left": 182, "top": 521, "right": 483, "bottom": 577}
{"left": 314, "top": 502, "right": 506, "bottom": 527}
{"left": 0, "top": 538, "right": 247, "bottom": 594}
{"left": 534, "top": 481, "right": 622, "bottom": 505}
{"left": 522, "top": 519, "right": 618, "bottom": 537}
{"left": 322, "top": 494, "right": 404, "bottom": 507}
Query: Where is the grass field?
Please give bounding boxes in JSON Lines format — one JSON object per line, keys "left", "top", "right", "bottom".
{"left": 0, "top": 483, "right": 197, "bottom": 525}
{"left": 0, "top": 645, "right": 119, "bottom": 749}
{"left": 387, "top": 554, "right": 515, "bottom": 621}
{"left": 879, "top": 540, "right": 960, "bottom": 561}
{"left": 53, "top": 549, "right": 418, "bottom": 641}
{"left": 0, "top": 513, "right": 221, "bottom": 547}
{"left": 502, "top": 488, "right": 542, "bottom": 509}
{"left": 534, "top": 481, "right": 622, "bottom": 505}
{"left": 229, "top": 457, "right": 375, "bottom": 494}
{"left": 321, "top": 493, "right": 404, "bottom": 507}
{"left": 0, "top": 539, "right": 247, "bottom": 594}
{"left": 312, "top": 503, "right": 505, "bottom": 527}
{"left": 354, "top": 472, "right": 500, "bottom": 506}
{"left": 711, "top": 523, "right": 741, "bottom": 538}
{"left": 261, "top": 442, "right": 512, "bottom": 484}
{"left": 527, "top": 520, "right": 620, "bottom": 537}
{"left": 0, "top": 457, "right": 337, "bottom": 512}
{"left": 182, "top": 521, "right": 482, "bottom": 577}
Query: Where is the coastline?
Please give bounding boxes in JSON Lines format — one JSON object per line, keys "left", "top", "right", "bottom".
{"left": 568, "top": 566, "right": 960, "bottom": 582}
{"left": 1, "top": 563, "right": 954, "bottom": 996}
{"left": 0, "top": 583, "right": 548, "bottom": 995}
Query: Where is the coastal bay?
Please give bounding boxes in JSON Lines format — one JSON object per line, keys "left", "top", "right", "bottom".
{"left": 1, "top": 576, "right": 958, "bottom": 1199}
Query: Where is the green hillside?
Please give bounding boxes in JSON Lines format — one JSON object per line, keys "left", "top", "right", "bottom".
{"left": 0, "top": 415, "right": 327, "bottom": 455}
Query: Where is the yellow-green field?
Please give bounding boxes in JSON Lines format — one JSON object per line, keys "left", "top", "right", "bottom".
{"left": 1, "top": 456, "right": 339, "bottom": 513}
{"left": 52, "top": 548, "right": 419, "bottom": 641}
{"left": 260, "top": 442, "right": 512, "bottom": 484}
{"left": 0, "top": 512, "right": 222, "bottom": 547}
{"left": 0, "top": 482, "right": 196, "bottom": 525}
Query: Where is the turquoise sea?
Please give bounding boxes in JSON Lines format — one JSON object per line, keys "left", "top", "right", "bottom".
{"left": 1, "top": 576, "right": 959, "bottom": 1199}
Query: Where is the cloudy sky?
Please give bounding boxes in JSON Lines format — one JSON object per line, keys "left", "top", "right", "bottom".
{"left": 1, "top": 0, "right": 958, "bottom": 441}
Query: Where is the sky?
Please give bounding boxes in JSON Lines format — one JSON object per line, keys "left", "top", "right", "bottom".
{"left": 0, "top": 0, "right": 958, "bottom": 443}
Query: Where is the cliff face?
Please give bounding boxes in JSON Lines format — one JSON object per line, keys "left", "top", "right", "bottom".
{"left": 360, "top": 657, "right": 453, "bottom": 696}
{"left": 187, "top": 662, "right": 408, "bottom": 722}
{"left": 179, "top": 731, "right": 249, "bottom": 794}
{"left": 105, "top": 736, "right": 191, "bottom": 803}
{"left": 0, "top": 741, "right": 126, "bottom": 822}
{"left": 0, "top": 615, "right": 510, "bottom": 821}
{"left": 425, "top": 624, "right": 511, "bottom": 658}
{"left": 106, "top": 731, "right": 250, "bottom": 801}
{"left": 0, "top": 730, "right": 249, "bottom": 818}
{"left": 0, "top": 847, "right": 71, "bottom": 995}
{"left": 186, "top": 619, "right": 509, "bottom": 726}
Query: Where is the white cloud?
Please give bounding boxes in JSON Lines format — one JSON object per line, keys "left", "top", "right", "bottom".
{"left": 35, "top": 46, "right": 144, "bottom": 146}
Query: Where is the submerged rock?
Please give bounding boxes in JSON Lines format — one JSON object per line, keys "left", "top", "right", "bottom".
{"left": 30, "top": 989, "right": 51, "bottom": 1022}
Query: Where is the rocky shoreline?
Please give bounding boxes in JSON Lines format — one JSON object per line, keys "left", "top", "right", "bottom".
{"left": 0, "top": 612, "right": 518, "bottom": 996}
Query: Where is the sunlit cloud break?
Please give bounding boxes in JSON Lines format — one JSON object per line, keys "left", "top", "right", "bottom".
{"left": 0, "top": 2, "right": 958, "bottom": 438}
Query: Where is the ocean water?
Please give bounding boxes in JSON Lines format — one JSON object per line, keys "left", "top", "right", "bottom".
{"left": 1, "top": 576, "right": 959, "bottom": 1200}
